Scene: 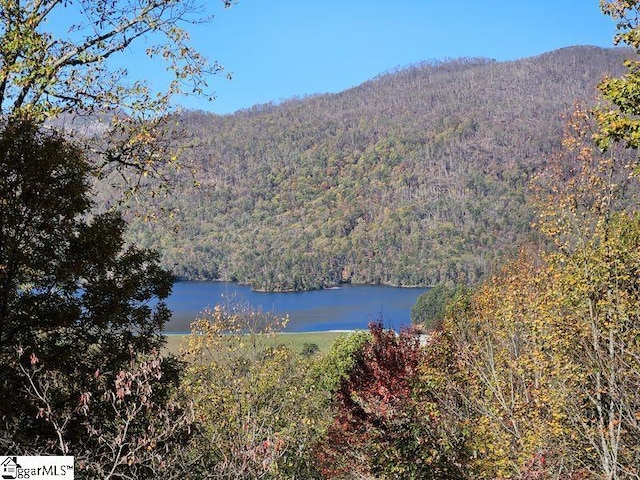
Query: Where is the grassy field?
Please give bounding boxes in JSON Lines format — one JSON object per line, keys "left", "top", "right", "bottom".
{"left": 163, "top": 331, "right": 350, "bottom": 356}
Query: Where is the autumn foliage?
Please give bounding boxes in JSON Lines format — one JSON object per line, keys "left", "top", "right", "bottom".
{"left": 437, "top": 78, "right": 640, "bottom": 478}
{"left": 317, "top": 322, "right": 467, "bottom": 479}
{"left": 9, "top": 2, "right": 640, "bottom": 479}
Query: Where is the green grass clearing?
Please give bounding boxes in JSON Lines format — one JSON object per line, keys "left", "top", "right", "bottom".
{"left": 163, "top": 331, "right": 350, "bottom": 356}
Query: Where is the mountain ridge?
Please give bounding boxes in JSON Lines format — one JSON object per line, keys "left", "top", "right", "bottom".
{"left": 121, "top": 45, "right": 633, "bottom": 291}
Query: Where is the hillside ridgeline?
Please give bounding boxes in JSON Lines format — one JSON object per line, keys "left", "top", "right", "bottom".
{"left": 119, "top": 46, "right": 631, "bottom": 291}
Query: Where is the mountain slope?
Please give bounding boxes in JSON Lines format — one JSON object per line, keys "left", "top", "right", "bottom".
{"left": 124, "top": 46, "right": 632, "bottom": 291}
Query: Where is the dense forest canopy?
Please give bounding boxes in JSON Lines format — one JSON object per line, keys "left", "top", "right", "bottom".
{"left": 115, "top": 45, "right": 633, "bottom": 291}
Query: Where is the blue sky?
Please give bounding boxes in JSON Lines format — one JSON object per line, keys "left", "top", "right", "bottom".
{"left": 158, "top": 0, "right": 619, "bottom": 114}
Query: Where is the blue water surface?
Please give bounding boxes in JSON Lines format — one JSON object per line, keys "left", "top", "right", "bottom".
{"left": 164, "top": 281, "right": 427, "bottom": 333}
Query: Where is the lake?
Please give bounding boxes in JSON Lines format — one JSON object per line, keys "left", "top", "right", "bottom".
{"left": 164, "top": 281, "right": 428, "bottom": 333}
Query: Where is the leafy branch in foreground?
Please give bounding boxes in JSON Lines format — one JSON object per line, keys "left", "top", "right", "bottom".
{"left": 0, "top": 0, "right": 234, "bottom": 203}
{"left": 0, "top": 0, "right": 230, "bottom": 120}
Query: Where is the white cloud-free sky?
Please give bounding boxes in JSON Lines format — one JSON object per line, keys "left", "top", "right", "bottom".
{"left": 126, "top": 0, "right": 620, "bottom": 114}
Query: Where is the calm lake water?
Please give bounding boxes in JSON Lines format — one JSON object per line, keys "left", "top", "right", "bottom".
{"left": 165, "top": 281, "right": 428, "bottom": 333}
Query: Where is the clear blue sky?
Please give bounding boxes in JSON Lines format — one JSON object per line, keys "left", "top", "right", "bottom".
{"left": 158, "top": 0, "right": 619, "bottom": 114}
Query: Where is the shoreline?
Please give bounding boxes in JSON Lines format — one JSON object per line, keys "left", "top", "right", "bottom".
{"left": 174, "top": 278, "right": 431, "bottom": 294}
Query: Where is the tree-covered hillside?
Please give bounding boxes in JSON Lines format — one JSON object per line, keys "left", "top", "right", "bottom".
{"left": 122, "top": 46, "right": 632, "bottom": 291}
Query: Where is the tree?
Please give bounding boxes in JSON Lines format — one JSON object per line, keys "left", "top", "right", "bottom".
{"left": 437, "top": 61, "right": 640, "bottom": 478}
{"left": 14, "top": 347, "right": 196, "bottom": 478}
{"left": 537, "top": 105, "right": 640, "bottom": 479}
{"left": 316, "top": 322, "right": 468, "bottom": 479}
{"left": 0, "top": 121, "right": 192, "bottom": 477}
{"left": 442, "top": 251, "right": 579, "bottom": 479}
{"left": 0, "top": 0, "right": 233, "bottom": 196}
{"left": 414, "top": 5, "right": 640, "bottom": 479}
{"left": 437, "top": 103, "right": 640, "bottom": 478}
{"left": 0, "top": 0, "right": 229, "bottom": 119}
{"left": 595, "top": 1, "right": 640, "bottom": 154}
{"left": 411, "top": 283, "right": 469, "bottom": 331}
{"left": 181, "top": 301, "right": 329, "bottom": 479}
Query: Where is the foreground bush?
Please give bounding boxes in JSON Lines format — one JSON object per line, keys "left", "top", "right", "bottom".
{"left": 181, "top": 303, "right": 331, "bottom": 478}
{"left": 316, "top": 322, "right": 469, "bottom": 479}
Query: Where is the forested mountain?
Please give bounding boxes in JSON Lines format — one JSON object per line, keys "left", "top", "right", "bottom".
{"left": 122, "top": 46, "right": 632, "bottom": 291}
